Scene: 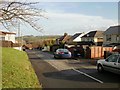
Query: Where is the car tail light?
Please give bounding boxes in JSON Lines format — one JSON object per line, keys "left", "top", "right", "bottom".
{"left": 59, "top": 52, "right": 64, "bottom": 54}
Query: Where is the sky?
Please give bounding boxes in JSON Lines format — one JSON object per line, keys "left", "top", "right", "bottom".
{"left": 1, "top": 0, "right": 119, "bottom": 36}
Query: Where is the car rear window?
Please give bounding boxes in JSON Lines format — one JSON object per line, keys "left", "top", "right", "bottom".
{"left": 57, "top": 49, "right": 69, "bottom": 52}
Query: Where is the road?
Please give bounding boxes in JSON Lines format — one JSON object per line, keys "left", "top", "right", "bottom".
{"left": 26, "top": 49, "right": 120, "bottom": 89}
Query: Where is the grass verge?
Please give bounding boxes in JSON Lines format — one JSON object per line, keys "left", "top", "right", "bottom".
{"left": 2, "top": 48, "right": 41, "bottom": 88}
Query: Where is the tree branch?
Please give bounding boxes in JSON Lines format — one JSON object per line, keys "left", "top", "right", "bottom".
{"left": 0, "top": 1, "right": 46, "bottom": 32}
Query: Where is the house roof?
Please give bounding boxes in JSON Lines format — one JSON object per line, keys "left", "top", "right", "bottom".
{"left": 56, "top": 34, "right": 71, "bottom": 43}
{"left": 72, "top": 33, "right": 82, "bottom": 40}
{"left": 82, "top": 31, "right": 104, "bottom": 38}
{"left": 0, "top": 31, "right": 16, "bottom": 35}
{"left": 58, "top": 36, "right": 65, "bottom": 41}
{"left": 62, "top": 35, "right": 71, "bottom": 42}
{"left": 104, "top": 25, "right": 120, "bottom": 35}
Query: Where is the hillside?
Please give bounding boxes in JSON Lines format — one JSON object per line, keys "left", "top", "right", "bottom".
{"left": 16, "top": 35, "right": 61, "bottom": 42}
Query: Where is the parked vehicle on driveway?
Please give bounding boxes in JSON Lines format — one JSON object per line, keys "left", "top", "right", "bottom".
{"left": 54, "top": 49, "right": 71, "bottom": 59}
{"left": 97, "top": 54, "right": 120, "bottom": 74}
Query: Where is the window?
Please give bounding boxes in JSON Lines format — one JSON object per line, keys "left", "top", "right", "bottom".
{"left": 106, "top": 54, "right": 119, "bottom": 62}
{"left": 118, "top": 56, "right": 120, "bottom": 63}
{"left": 116, "top": 35, "right": 119, "bottom": 41}
{"left": 98, "top": 38, "right": 103, "bottom": 40}
{"left": 0, "top": 37, "right": 5, "bottom": 40}
{"left": 106, "top": 35, "right": 111, "bottom": 41}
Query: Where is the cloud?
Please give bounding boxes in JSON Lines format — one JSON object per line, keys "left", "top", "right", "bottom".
{"left": 0, "top": 11, "right": 117, "bottom": 36}
{"left": 41, "top": 12, "right": 118, "bottom": 35}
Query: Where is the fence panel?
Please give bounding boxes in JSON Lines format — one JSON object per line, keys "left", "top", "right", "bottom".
{"left": 0, "top": 41, "right": 13, "bottom": 47}
{"left": 90, "top": 46, "right": 113, "bottom": 59}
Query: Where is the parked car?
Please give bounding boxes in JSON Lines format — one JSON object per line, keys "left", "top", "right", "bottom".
{"left": 42, "top": 46, "right": 50, "bottom": 52}
{"left": 54, "top": 49, "right": 72, "bottom": 59}
{"left": 97, "top": 54, "right": 120, "bottom": 74}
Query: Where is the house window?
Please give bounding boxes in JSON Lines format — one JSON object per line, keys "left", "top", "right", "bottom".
{"left": 97, "top": 37, "right": 103, "bottom": 42}
{"left": 0, "top": 37, "right": 5, "bottom": 40}
{"left": 106, "top": 35, "right": 111, "bottom": 41}
{"left": 116, "top": 35, "right": 119, "bottom": 41}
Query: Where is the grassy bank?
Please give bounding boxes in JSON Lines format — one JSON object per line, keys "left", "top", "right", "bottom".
{"left": 2, "top": 48, "right": 41, "bottom": 88}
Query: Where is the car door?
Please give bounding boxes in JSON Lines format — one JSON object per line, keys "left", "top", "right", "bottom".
{"left": 103, "top": 54, "right": 119, "bottom": 73}
{"left": 117, "top": 55, "right": 120, "bottom": 74}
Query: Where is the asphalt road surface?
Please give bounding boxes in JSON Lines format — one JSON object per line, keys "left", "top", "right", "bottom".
{"left": 26, "top": 49, "right": 120, "bottom": 90}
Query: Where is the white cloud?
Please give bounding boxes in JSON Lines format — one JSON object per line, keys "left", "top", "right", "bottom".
{"left": 0, "top": 11, "right": 118, "bottom": 36}
{"left": 41, "top": 12, "right": 118, "bottom": 35}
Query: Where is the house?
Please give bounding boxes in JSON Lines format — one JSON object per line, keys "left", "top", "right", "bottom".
{"left": 103, "top": 25, "right": 120, "bottom": 46}
{"left": 67, "top": 33, "right": 85, "bottom": 44}
{"left": 81, "top": 31, "right": 104, "bottom": 46}
{"left": 0, "top": 31, "right": 16, "bottom": 43}
{"left": 0, "top": 31, "right": 22, "bottom": 50}
{"left": 56, "top": 33, "right": 71, "bottom": 45}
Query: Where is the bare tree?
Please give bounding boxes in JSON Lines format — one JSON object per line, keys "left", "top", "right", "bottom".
{"left": 0, "top": 1, "right": 47, "bottom": 31}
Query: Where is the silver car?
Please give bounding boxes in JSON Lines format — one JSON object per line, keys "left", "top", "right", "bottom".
{"left": 54, "top": 49, "right": 71, "bottom": 59}
{"left": 97, "top": 54, "right": 120, "bottom": 74}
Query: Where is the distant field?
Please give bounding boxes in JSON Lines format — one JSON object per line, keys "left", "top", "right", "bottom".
{"left": 16, "top": 35, "right": 61, "bottom": 42}
{"left": 2, "top": 48, "right": 41, "bottom": 88}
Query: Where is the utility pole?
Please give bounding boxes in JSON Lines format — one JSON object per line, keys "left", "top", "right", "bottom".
{"left": 18, "top": 20, "right": 21, "bottom": 50}
{"left": 21, "top": 32, "right": 23, "bottom": 46}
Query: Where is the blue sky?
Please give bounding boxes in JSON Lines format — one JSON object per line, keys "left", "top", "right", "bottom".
{"left": 37, "top": 2, "right": 118, "bottom": 19}
{"left": 1, "top": 1, "right": 118, "bottom": 36}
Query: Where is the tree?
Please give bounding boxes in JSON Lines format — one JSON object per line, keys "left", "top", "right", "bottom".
{"left": 0, "top": 1, "right": 47, "bottom": 31}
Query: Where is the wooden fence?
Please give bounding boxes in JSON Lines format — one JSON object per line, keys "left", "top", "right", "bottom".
{"left": 67, "top": 46, "right": 113, "bottom": 59}
{"left": 90, "top": 46, "right": 113, "bottom": 59}
{"left": 0, "top": 40, "right": 21, "bottom": 47}
{"left": 0, "top": 41, "right": 13, "bottom": 47}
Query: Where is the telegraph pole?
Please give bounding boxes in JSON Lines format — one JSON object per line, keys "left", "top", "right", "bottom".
{"left": 17, "top": 5, "right": 20, "bottom": 49}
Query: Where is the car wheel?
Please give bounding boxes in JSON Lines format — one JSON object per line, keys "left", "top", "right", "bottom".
{"left": 54, "top": 55, "right": 58, "bottom": 59}
{"left": 97, "top": 64, "right": 104, "bottom": 73}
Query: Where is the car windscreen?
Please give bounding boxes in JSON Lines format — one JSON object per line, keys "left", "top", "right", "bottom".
{"left": 58, "top": 49, "right": 69, "bottom": 52}
{"left": 118, "top": 56, "right": 120, "bottom": 63}
{"left": 106, "top": 54, "right": 119, "bottom": 62}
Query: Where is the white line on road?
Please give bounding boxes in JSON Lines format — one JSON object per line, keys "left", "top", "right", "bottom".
{"left": 72, "top": 68, "right": 103, "bottom": 84}
{"left": 47, "top": 61, "right": 61, "bottom": 71}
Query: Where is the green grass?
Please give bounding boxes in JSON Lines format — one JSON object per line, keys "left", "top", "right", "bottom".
{"left": 2, "top": 48, "right": 41, "bottom": 88}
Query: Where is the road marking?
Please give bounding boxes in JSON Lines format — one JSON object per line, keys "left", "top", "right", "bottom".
{"left": 72, "top": 68, "right": 103, "bottom": 84}
{"left": 47, "top": 61, "right": 62, "bottom": 71}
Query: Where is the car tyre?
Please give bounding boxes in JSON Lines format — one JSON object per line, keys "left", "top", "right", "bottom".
{"left": 54, "top": 55, "right": 56, "bottom": 59}
{"left": 54, "top": 55, "right": 58, "bottom": 59}
{"left": 97, "top": 64, "right": 104, "bottom": 73}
